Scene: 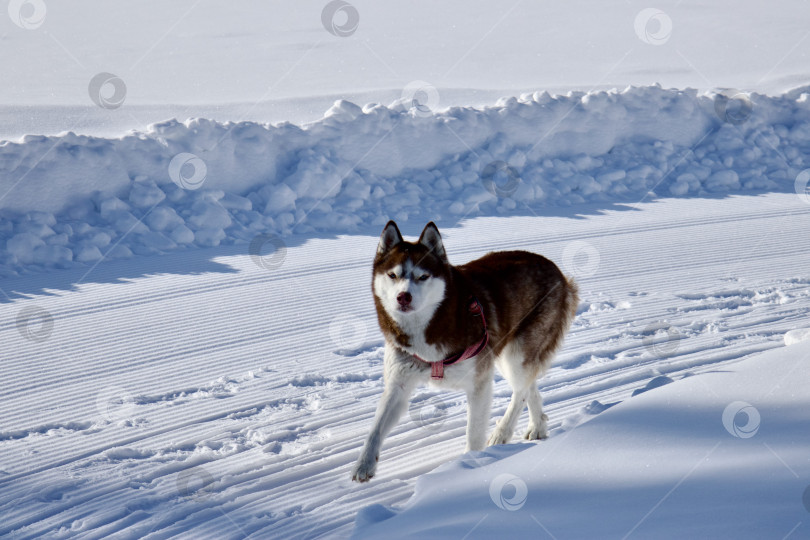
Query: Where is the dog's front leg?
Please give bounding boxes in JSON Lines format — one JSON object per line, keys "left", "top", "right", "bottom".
{"left": 352, "top": 346, "right": 418, "bottom": 482}
{"left": 465, "top": 376, "right": 493, "bottom": 452}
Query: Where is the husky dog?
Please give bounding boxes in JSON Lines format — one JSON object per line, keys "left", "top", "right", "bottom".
{"left": 351, "top": 221, "right": 579, "bottom": 482}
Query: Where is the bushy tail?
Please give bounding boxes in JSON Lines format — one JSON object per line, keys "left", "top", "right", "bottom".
{"left": 562, "top": 275, "right": 580, "bottom": 332}
{"left": 536, "top": 275, "right": 580, "bottom": 375}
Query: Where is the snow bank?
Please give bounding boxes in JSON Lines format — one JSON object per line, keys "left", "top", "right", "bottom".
{"left": 352, "top": 340, "right": 810, "bottom": 539}
{"left": 2, "top": 86, "right": 810, "bottom": 275}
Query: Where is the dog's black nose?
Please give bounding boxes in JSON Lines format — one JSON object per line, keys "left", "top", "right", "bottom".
{"left": 397, "top": 292, "right": 412, "bottom": 306}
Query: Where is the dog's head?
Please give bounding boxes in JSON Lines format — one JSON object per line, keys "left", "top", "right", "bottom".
{"left": 373, "top": 221, "right": 449, "bottom": 323}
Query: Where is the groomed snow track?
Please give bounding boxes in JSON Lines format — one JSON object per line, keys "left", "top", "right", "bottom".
{"left": 1, "top": 193, "right": 810, "bottom": 538}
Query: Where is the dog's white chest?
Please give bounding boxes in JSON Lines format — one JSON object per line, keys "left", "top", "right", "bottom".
{"left": 427, "top": 359, "right": 478, "bottom": 391}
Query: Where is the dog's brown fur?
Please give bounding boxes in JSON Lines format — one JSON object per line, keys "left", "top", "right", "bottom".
{"left": 373, "top": 223, "right": 578, "bottom": 379}
{"left": 455, "top": 250, "right": 579, "bottom": 376}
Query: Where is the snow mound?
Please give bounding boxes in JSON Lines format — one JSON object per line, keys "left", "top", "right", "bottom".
{"left": 784, "top": 328, "right": 810, "bottom": 346}
{"left": 2, "top": 86, "right": 810, "bottom": 276}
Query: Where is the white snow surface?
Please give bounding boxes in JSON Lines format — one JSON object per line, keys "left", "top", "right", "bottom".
{"left": 3, "top": 85, "right": 810, "bottom": 277}
{"left": 2, "top": 193, "right": 810, "bottom": 538}
{"left": 2, "top": 0, "right": 810, "bottom": 138}
{"left": 3, "top": 1, "right": 810, "bottom": 538}
{"left": 353, "top": 342, "right": 810, "bottom": 539}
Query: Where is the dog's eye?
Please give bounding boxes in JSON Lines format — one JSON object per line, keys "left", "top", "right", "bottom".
{"left": 418, "top": 275, "right": 430, "bottom": 282}
{"left": 387, "top": 272, "right": 397, "bottom": 280}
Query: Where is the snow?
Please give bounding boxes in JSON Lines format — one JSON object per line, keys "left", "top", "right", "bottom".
{"left": 3, "top": 86, "right": 810, "bottom": 277}
{"left": 3, "top": 0, "right": 810, "bottom": 538}
{"left": 2, "top": 1, "right": 810, "bottom": 139}
{"left": 2, "top": 193, "right": 810, "bottom": 538}
{"left": 785, "top": 328, "right": 810, "bottom": 347}
{"left": 353, "top": 341, "right": 810, "bottom": 539}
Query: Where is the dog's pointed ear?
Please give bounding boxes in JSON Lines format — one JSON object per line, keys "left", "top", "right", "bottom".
{"left": 418, "top": 222, "right": 447, "bottom": 261}
{"left": 377, "top": 220, "right": 403, "bottom": 256}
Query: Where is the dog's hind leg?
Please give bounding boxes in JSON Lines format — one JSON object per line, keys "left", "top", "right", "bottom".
{"left": 524, "top": 385, "right": 549, "bottom": 440}
{"left": 487, "top": 342, "right": 531, "bottom": 446}
{"left": 487, "top": 388, "right": 527, "bottom": 446}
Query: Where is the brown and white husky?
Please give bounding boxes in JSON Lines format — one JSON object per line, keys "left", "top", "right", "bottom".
{"left": 351, "top": 221, "right": 579, "bottom": 482}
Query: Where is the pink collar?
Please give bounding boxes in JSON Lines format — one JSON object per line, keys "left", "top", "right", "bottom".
{"left": 415, "top": 298, "right": 489, "bottom": 380}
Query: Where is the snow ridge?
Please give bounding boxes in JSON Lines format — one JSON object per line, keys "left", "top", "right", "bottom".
{"left": 1, "top": 85, "right": 810, "bottom": 276}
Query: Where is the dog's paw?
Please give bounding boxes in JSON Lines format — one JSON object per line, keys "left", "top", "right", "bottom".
{"left": 523, "top": 425, "right": 548, "bottom": 440}
{"left": 351, "top": 455, "right": 378, "bottom": 483}
{"left": 524, "top": 414, "right": 549, "bottom": 440}
{"left": 486, "top": 427, "right": 513, "bottom": 446}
